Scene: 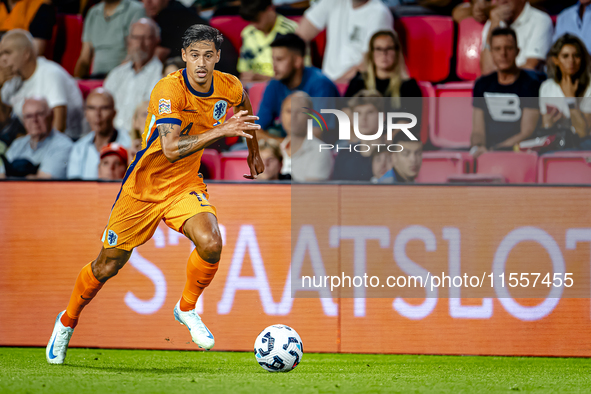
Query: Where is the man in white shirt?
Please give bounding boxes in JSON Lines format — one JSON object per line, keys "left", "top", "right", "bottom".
{"left": 480, "top": 0, "right": 553, "bottom": 75}
{"left": 104, "top": 18, "right": 163, "bottom": 133}
{"left": 0, "top": 30, "right": 84, "bottom": 140}
{"left": 280, "top": 91, "right": 333, "bottom": 182}
{"left": 296, "top": 0, "right": 394, "bottom": 82}
{"left": 0, "top": 97, "right": 73, "bottom": 179}
{"left": 68, "top": 89, "right": 131, "bottom": 180}
{"left": 553, "top": 0, "right": 591, "bottom": 52}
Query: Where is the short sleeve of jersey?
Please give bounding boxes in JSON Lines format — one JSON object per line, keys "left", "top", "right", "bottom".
{"left": 149, "top": 77, "right": 186, "bottom": 127}
{"left": 222, "top": 73, "right": 244, "bottom": 107}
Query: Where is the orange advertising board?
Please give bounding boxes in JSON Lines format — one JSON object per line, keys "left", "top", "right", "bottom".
{"left": 1, "top": 182, "right": 591, "bottom": 357}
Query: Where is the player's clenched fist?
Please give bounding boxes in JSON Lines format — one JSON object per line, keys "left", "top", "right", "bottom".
{"left": 220, "top": 110, "right": 260, "bottom": 138}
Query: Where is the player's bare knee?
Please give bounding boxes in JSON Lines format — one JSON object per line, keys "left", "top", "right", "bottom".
{"left": 195, "top": 233, "right": 222, "bottom": 263}
{"left": 92, "top": 248, "right": 131, "bottom": 282}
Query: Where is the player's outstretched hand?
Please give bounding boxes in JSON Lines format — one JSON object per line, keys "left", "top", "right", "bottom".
{"left": 221, "top": 110, "right": 260, "bottom": 138}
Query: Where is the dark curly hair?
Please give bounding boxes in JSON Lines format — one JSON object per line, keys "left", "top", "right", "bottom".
{"left": 182, "top": 24, "right": 223, "bottom": 51}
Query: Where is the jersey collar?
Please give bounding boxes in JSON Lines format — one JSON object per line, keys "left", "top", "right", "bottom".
{"left": 183, "top": 68, "right": 214, "bottom": 97}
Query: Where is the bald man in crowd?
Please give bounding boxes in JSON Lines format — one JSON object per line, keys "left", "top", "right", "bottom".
{"left": 0, "top": 29, "right": 84, "bottom": 140}
{"left": 103, "top": 18, "right": 163, "bottom": 133}
{"left": 0, "top": 97, "right": 73, "bottom": 179}
{"left": 67, "top": 89, "right": 131, "bottom": 180}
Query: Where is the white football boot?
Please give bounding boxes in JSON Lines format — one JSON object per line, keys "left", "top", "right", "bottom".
{"left": 46, "top": 311, "right": 74, "bottom": 364}
{"left": 173, "top": 301, "right": 215, "bottom": 350}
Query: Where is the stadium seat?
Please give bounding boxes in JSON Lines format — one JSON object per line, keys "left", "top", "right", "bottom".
{"left": 336, "top": 83, "right": 348, "bottom": 97}
{"left": 417, "top": 81, "right": 434, "bottom": 144}
{"left": 77, "top": 79, "right": 104, "bottom": 99}
{"left": 200, "top": 149, "right": 222, "bottom": 179}
{"left": 56, "top": 14, "right": 84, "bottom": 75}
{"left": 248, "top": 82, "right": 267, "bottom": 114}
{"left": 477, "top": 151, "right": 538, "bottom": 183}
{"left": 456, "top": 17, "right": 483, "bottom": 81}
{"left": 210, "top": 16, "right": 249, "bottom": 54}
{"left": 416, "top": 151, "right": 473, "bottom": 183}
{"left": 395, "top": 16, "right": 454, "bottom": 83}
{"left": 447, "top": 173, "right": 505, "bottom": 183}
{"left": 537, "top": 152, "right": 591, "bottom": 184}
{"left": 221, "top": 151, "right": 250, "bottom": 180}
{"left": 430, "top": 81, "right": 475, "bottom": 149}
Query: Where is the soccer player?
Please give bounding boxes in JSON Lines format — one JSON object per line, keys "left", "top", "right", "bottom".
{"left": 46, "top": 25, "right": 264, "bottom": 364}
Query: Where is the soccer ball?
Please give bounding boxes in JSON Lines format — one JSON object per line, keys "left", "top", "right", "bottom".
{"left": 254, "top": 324, "right": 303, "bottom": 372}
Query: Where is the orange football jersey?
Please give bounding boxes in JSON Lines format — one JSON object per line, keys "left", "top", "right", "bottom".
{"left": 120, "top": 69, "right": 243, "bottom": 202}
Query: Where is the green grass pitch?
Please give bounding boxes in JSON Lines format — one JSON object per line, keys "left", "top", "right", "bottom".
{"left": 1, "top": 347, "right": 591, "bottom": 393}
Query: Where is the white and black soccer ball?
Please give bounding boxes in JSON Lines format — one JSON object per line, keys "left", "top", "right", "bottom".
{"left": 254, "top": 324, "right": 303, "bottom": 372}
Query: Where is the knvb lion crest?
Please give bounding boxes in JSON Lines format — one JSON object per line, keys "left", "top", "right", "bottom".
{"left": 158, "top": 98, "right": 172, "bottom": 115}
{"left": 212, "top": 100, "right": 227, "bottom": 126}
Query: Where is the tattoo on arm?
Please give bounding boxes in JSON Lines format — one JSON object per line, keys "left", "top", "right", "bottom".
{"left": 178, "top": 134, "right": 200, "bottom": 159}
{"left": 158, "top": 124, "right": 173, "bottom": 147}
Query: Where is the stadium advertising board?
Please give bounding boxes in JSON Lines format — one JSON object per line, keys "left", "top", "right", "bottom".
{"left": 1, "top": 182, "right": 590, "bottom": 356}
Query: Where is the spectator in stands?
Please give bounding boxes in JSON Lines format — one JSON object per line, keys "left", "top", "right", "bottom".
{"left": 280, "top": 91, "right": 332, "bottom": 181}
{"left": 540, "top": 34, "right": 591, "bottom": 148}
{"left": 98, "top": 142, "right": 128, "bottom": 180}
{"left": 480, "top": 0, "right": 553, "bottom": 75}
{"left": 553, "top": 0, "right": 591, "bottom": 52}
{"left": 377, "top": 131, "right": 423, "bottom": 183}
{"left": 0, "top": 97, "right": 72, "bottom": 179}
{"left": 370, "top": 149, "right": 389, "bottom": 183}
{"left": 453, "top": 0, "right": 492, "bottom": 24}
{"left": 67, "top": 89, "right": 131, "bottom": 180}
{"left": 129, "top": 100, "right": 149, "bottom": 159}
{"left": 345, "top": 30, "right": 422, "bottom": 119}
{"left": 296, "top": 0, "right": 394, "bottom": 82}
{"left": 162, "top": 56, "right": 184, "bottom": 76}
{"left": 257, "top": 33, "right": 338, "bottom": 139}
{"left": 256, "top": 138, "right": 283, "bottom": 180}
{"left": 0, "top": 30, "right": 84, "bottom": 140}
{"left": 74, "top": 0, "right": 146, "bottom": 79}
{"left": 238, "top": 0, "right": 297, "bottom": 83}
{"left": 104, "top": 18, "right": 162, "bottom": 133}
{"left": 471, "top": 27, "right": 541, "bottom": 158}
{"left": 331, "top": 90, "right": 383, "bottom": 181}
{"left": 0, "top": 0, "right": 56, "bottom": 56}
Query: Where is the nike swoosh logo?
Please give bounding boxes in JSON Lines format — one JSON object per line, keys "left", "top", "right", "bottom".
{"left": 205, "top": 327, "right": 214, "bottom": 339}
{"left": 200, "top": 204, "right": 212, "bottom": 207}
{"left": 182, "top": 109, "right": 199, "bottom": 113}
{"left": 48, "top": 335, "right": 57, "bottom": 359}
{"left": 80, "top": 295, "right": 92, "bottom": 300}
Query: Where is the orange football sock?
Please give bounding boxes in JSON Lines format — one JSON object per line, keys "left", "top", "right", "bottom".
{"left": 179, "top": 249, "right": 219, "bottom": 312}
{"left": 60, "top": 262, "right": 104, "bottom": 328}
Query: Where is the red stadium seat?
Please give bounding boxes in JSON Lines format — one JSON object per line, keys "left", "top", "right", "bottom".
{"left": 447, "top": 174, "right": 505, "bottom": 183}
{"left": 200, "top": 149, "right": 222, "bottom": 179}
{"left": 477, "top": 151, "right": 538, "bottom": 183}
{"left": 430, "top": 81, "right": 474, "bottom": 149}
{"left": 210, "top": 16, "right": 249, "bottom": 53}
{"left": 396, "top": 16, "right": 454, "bottom": 83}
{"left": 248, "top": 82, "right": 267, "bottom": 115}
{"left": 77, "top": 79, "right": 104, "bottom": 99}
{"left": 417, "top": 81, "right": 434, "bottom": 144}
{"left": 456, "top": 17, "right": 483, "bottom": 81}
{"left": 537, "top": 152, "right": 591, "bottom": 184}
{"left": 416, "top": 151, "right": 473, "bottom": 183}
{"left": 57, "top": 14, "right": 83, "bottom": 75}
{"left": 221, "top": 151, "right": 250, "bottom": 180}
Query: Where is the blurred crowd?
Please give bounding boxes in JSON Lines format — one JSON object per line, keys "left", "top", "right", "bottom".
{"left": 0, "top": 0, "right": 588, "bottom": 183}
